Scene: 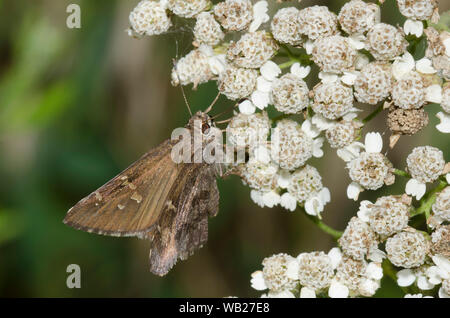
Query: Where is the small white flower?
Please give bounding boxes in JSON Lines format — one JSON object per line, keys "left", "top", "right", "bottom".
{"left": 348, "top": 34, "right": 366, "bottom": 50}
{"left": 368, "top": 247, "right": 386, "bottom": 263}
{"left": 364, "top": 132, "right": 383, "bottom": 153}
{"left": 417, "top": 275, "right": 435, "bottom": 290}
{"left": 250, "top": 190, "right": 265, "bottom": 207}
{"left": 356, "top": 200, "right": 372, "bottom": 222}
{"left": 300, "top": 287, "right": 316, "bottom": 298}
{"left": 251, "top": 90, "right": 271, "bottom": 109}
{"left": 328, "top": 248, "right": 342, "bottom": 270}
{"left": 290, "top": 63, "right": 311, "bottom": 79}
{"left": 280, "top": 192, "right": 297, "bottom": 212}
{"left": 238, "top": 100, "right": 256, "bottom": 114}
{"left": 355, "top": 53, "right": 370, "bottom": 70}
{"left": 337, "top": 142, "right": 365, "bottom": 162}
{"left": 262, "top": 191, "right": 281, "bottom": 208}
{"left": 277, "top": 170, "right": 291, "bottom": 189}
{"left": 404, "top": 19, "right": 423, "bottom": 37}
{"left": 253, "top": 145, "right": 271, "bottom": 163}
{"left": 416, "top": 58, "right": 436, "bottom": 74}
{"left": 249, "top": 1, "right": 269, "bottom": 32}
{"left": 439, "top": 288, "right": 450, "bottom": 298}
{"left": 301, "top": 119, "right": 321, "bottom": 138}
{"left": 208, "top": 54, "right": 227, "bottom": 75}
{"left": 318, "top": 72, "right": 339, "bottom": 83}
{"left": 262, "top": 290, "right": 295, "bottom": 298}
{"left": 405, "top": 178, "right": 426, "bottom": 200}
{"left": 311, "top": 114, "right": 335, "bottom": 131}
{"left": 392, "top": 52, "right": 415, "bottom": 80}
{"left": 286, "top": 259, "right": 300, "bottom": 280}
{"left": 397, "top": 269, "right": 416, "bottom": 287}
{"left": 328, "top": 280, "right": 349, "bottom": 298}
{"left": 404, "top": 293, "right": 433, "bottom": 298}
{"left": 256, "top": 76, "right": 273, "bottom": 92}
{"left": 305, "top": 39, "right": 314, "bottom": 55}
{"left": 251, "top": 270, "right": 268, "bottom": 290}
{"left": 443, "top": 37, "right": 450, "bottom": 57}
{"left": 341, "top": 71, "right": 359, "bottom": 86}
{"left": 260, "top": 61, "right": 281, "bottom": 81}
{"left": 432, "top": 255, "right": 450, "bottom": 275}
{"left": 366, "top": 262, "right": 383, "bottom": 280}
{"left": 359, "top": 278, "right": 379, "bottom": 296}
{"left": 436, "top": 112, "right": 450, "bottom": 133}
{"left": 304, "top": 187, "right": 330, "bottom": 217}
{"left": 425, "top": 84, "right": 442, "bottom": 103}
{"left": 347, "top": 181, "right": 363, "bottom": 201}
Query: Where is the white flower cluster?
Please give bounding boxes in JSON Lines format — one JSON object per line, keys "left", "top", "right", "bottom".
{"left": 128, "top": 0, "right": 450, "bottom": 298}
{"left": 251, "top": 247, "right": 383, "bottom": 298}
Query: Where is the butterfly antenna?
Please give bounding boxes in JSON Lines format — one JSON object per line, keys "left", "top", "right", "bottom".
{"left": 204, "top": 92, "right": 221, "bottom": 114}
{"left": 180, "top": 85, "right": 193, "bottom": 116}
{"left": 211, "top": 101, "right": 240, "bottom": 120}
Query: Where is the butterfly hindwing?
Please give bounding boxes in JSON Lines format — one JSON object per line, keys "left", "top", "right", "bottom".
{"left": 146, "top": 163, "right": 219, "bottom": 276}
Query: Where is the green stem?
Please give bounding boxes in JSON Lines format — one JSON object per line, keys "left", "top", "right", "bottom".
{"left": 279, "top": 60, "right": 298, "bottom": 70}
{"left": 362, "top": 103, "right": 384, "bottom": 123}
{"left": 382, "top": 259, "right": 410, "bottom": 295}
{"left": 411, "top": 180, "right": 447, "bottom": 218}
{"left": 301, "top": 209, "right": 343, "bottom": 240}
{"left": 392, "top": 169, "right": 411, "bottom": 178}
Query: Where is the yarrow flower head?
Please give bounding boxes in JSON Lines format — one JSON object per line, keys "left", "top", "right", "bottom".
{"left": 129, "top": 0, "right": 172, "bottom": 36}
{"left": 214, "top": 0, "right": 253, "bottom": 31}
{"left": 167, "top": 0, "right": 211, "bottom": 18}
{"left": 297, "top": 5, "right": 338, "bottom": 41}
{"left": 386, "top": 229, "right": 430, "bottom": 268}
{"left": 366, "top": 23, "right": 408, "bottom": 61}
{"left": 311, "top": 36, "right": 357, "bottom": 74}
{"left": 271, "top": 7, "right": 302, "bottom": 46}
{"left": 338, "top": 0, "right": 380, "bottom": 35}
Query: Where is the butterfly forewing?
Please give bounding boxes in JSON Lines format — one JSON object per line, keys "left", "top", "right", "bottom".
{"left": 63, "top": 139, "right": 180, "bottom": 237}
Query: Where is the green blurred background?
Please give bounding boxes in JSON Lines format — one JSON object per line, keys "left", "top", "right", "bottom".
{"left": 0, "top": 0, "right": 448, "bottom": 297}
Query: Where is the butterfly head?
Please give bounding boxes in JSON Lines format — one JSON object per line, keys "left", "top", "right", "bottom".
{"left": 188, "top": 111, "right": 220, "bottom": 145}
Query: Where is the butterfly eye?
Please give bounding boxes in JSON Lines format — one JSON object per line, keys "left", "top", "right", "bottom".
{"left": 202, "top": 122, "right": 210, "bottom": 135}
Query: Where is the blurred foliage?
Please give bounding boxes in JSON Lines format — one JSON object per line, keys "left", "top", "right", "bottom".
{"left": 0, "top": 0, "right": 448, "bottom": 298}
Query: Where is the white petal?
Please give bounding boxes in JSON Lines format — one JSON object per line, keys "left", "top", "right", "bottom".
{"left": 262, "top": 191, "right": 280, "bottom": 208}
{"left": 251, "top": 271, "right": 268, "bottom": 290}
{"left": 347, "top": 182, "right": 363, "bottom": 201}
{"left": 208, "top": 54, "right": 227, "bottom": 75}
{"left": 417, "top": 276, "right": 435, "bottom": 290}
{"left": 348, "top": 34, "right": 366, "bottom": 50}
{"left": 444, "top": 38, "right": 450, "bottom": 57}
{"left": 397, "top": 269, "right": 416, "bottom": 287}
{"left": 248, "top": 1, "right": 269, "bottom": 32}
{"left": 260, "top": 61, "right": 281, "bottom": 81}
{"left": 305, "top": 40, "right": 314, "bottom": 55}
{"left": 328, "top": 248, "right": 343, "bottom": 270}
{"left": 392, "top": 52, "right": 415, "bottom": 80}
{"left": 364, "top": 132, "right": 383, "bottom": 153}
{"left": 251, "top": 90, "right": 270, "bottom": 110}
{"left": 405, "top": 178, "right": 426, "bottom": 200}
{"left": 265, "top": 290, "right": 295, "bottom": 298}
{"left": 357, "top": 200, "right": 372, "bottom": 222}
{"left": 300, "top": 287, "right": 316, "bottom": 298}
{"left": 301, "top": 119, "right": 321, "bottom": 138}
{"left": 277, "top": 170, "right": 292, "bottom": 189}
{"left": 290, "top": 63, "right": 311, "bottom": 79}
{"left": 311, "top": 114, "right": 334, "bottom": 131}
{"left": 305, "top": 196, "right": 324, "bottom": 216}
{"left": 328, "top": 281, "right": 349, "bottom": 298}
{"left": 416, "top": 58, "right": 436, "bottom": 74}
{"left": 366, "top": 262, "right": 383, "bottom": 280}
{"left": 280, "top": 193, "right": 297, "bottom": 212}
{"left": 355, "top": 53, "right": 370, "bottom": 70}
{"left": 439, "top": 287, "right": 450, "bottom": 298}
{"left": 341, "top": 71, "right": 359, "bottom": 86}
{"left": 286, "top": 259, "right": 300, "bottom": 280}
{"left": 337, "top": 142, "right": 365, "bottom": 162}
{"left": 426, "top": 266, "right": 445, "bottom": 284}
{"left": 319, "top": 72, "right": 338, "bottom": 83}
{"left": 319, "top": 187, "right": 331, "bottom": 205}
{"left": 446, "top": 173, "right": 450, "bottom": 184}
{"left": 432, "top": 255, "right": 450, "bottom": 274}
{"left": 312, "top": 137, "right": 324, "bottom": 158}
{"left": 425, "top": 84, "right": 442, "bottom": 103}
{"left": 239, "top": 100, "right": 256, "bottom": 114}
{"left": 436, "top": 111, "right": 450, "bottom": 133}
{"left": 404, "top": 19, "right": 423, "bottom": 37}
{"left": 359, "top": 278, "right": 380, "bottom": 297}
{"left": 250, "top": 190, "right": 265, "bottom": 207}
{"left": 253, "top": 145, "right": 271, "bottom": 163}
{"left": 256, "top": 76, "right": 273, "bottom": 93}
{"left": 367, "top": 247, "right": 386, "bottom": 263}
